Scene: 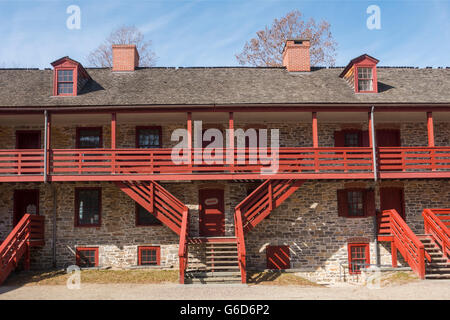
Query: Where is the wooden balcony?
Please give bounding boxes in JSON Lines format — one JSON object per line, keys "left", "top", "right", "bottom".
{"left": 0, "top": 147, "right": 449, "bottom": 182}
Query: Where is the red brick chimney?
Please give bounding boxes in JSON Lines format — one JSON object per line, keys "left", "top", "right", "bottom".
{"left": 282, "top": 39, "right": 311, "bottom": 72}
{"left": 112, "top": 45, "right": 139, "bottom": 71}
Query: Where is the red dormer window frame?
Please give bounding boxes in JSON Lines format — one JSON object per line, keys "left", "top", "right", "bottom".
{"left": 340, "top": 54, "right": 379, "bottom": 94}
{"left": 51, "top": 57, "right": 90, "bottom": 97}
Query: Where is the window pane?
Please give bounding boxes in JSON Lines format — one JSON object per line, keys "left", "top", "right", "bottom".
{"left": 77, "top": 189, "right": 100, "bottom": 225}
{"left": 78, "top": 128, "right": 101, "bottom": 148}
{"left": 77, "top": 249, "right": 97, "bottom": 267}
{"left": 350, "top": 245, "right": 367, "bottom": 273}
{"left": 347, "top": 191, "right": 364, "bottom": 216}
{"left": 358, "top": 79, "right": 373, "bottom": 91}
{"left": 58, "top": 70, "right": 73, "bottom": 82}
{"left": 140, "top": 248, "right": 158, "bottom": 265}
{"left": 344, "top": 132, "right": 360, "bottom": 147}
{"left": 358, "top": 67, "right": 372, "bottom": 79}
{"left": 57, "top": 82, "right": 73, "bottom": 94}
{"left": 137, "top": 205, "right": 162, "bottom": 225}
{"left": 138, "top": 128, "right": 161, "bottom": 148}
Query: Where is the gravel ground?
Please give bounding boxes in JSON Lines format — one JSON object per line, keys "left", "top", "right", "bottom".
{"left": 0, "top": 280, "right": 449, "bottom": 300}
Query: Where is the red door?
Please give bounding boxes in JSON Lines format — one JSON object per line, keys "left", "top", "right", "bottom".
{"left": 380, "top": 187, "right": 405, "bottom": 219}
{"left": 376, "top": 129, "right": 400, "bottom": 147}
{"left": 266, "top": 245, "right": 291, "bottom": 269}
{"left": 16, "top": 131, "right": 41, "bottom": 149}
{"left": 199, "top": 189, "right": 225, "bottom": 237}
{"left": 13, "top": 190, "right": 39, "bottom": 226}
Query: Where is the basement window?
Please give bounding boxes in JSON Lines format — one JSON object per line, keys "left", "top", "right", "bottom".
{"left": 136, "top": 204, "right": 162, "bottom": 226}
{"left": 266, "top": 245, "right": 291, "bottom": 270}
{"left": 76, "top": 247, "right": 99, "bottom": 267}
{"left": 347, "top": 243, "right": 370, "bottom": 274}
{"left": 138, "top": 246, "right": 160, "bottom": 266}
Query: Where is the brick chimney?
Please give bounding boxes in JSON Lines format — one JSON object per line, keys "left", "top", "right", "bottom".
{"left": 112, "top": 45, "right": 139, "bottom": 71}
{"left": 282, "top": 39, "right": 311, "bottom": 72}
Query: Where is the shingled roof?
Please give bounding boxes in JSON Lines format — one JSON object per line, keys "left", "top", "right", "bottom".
{"left": 0, "top": 66, "right": 449, "bottom": 108}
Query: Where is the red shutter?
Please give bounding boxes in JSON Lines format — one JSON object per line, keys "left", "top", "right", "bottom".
{"left": 334, "top": 131, "right": 345, "bottom": 147}
{"left": 362, "top": 131, "right": 370, "bottom": 147}
{"left": 337, "top": 189, "right": 348, "bottom": 217}
{"left": 364, "top": 189, "right": 376, "bottom": 216}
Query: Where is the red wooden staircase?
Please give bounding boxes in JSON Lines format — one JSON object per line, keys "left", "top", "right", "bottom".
{"left": 235, "top": 179, "right": 306, "bottom": 233}
{"left": 0, "top": 214, "right": 45, "bottom": 285}
{"left": 378, "top": 208, "right": 450, "bottom": 279}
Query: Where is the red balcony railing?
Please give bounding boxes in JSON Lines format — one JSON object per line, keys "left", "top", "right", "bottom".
{"left": 0, "top": 147, "right": 449, "bottom": 181}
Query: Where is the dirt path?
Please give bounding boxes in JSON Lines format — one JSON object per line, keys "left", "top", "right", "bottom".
{"left": 0, "top": 280, "right": 449, "bottom": 300}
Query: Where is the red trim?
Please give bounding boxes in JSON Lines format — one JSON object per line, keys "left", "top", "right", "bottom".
{"left": 111, "top": 113, "right": 116, "bottom": 149}
{"left": 312, "top": 112, "right": 318, "bottom": 148}
{"left": 355, "top": 66, "right": 378, "bottom": 93}
{"left": 74, "top": 187, "right": 102, "bottom": 227}
{"left": 138, "top": 246, "right": 160, "bottom": 265}
{"left": 75, "top": 127, "right": 103, "bottom": 148}
{"left": 15, "top": 130, "right": 41, "bottom": 149}
{"left": 135, "top": 126, "right": 162, "bottom": 148}
{"left": 76, "top": 247, "right": 99, "bottom": 267}
{"left": 347, "top": 242, "right": 370, "bottom": 274}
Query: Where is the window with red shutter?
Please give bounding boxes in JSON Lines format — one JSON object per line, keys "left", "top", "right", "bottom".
{"left": 337, "top": 189, "right": 375, "bottom": 218}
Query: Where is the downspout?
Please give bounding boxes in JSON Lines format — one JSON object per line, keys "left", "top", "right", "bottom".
{"left": 370, "top": 105, "right": 380, "bottom": 267}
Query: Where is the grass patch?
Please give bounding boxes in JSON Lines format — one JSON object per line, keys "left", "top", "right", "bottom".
{"left": 247, "top": 271, "right": 322, "bottom": 286}
{"left": 4, "top": 269, "right": 179, "bottom": 286}
{"left": 379, "top": 271, "right": 419, "bottom": 287}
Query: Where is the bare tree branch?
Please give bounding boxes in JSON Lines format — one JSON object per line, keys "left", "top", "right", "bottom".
{"left": 236, "top": 10, "right": 337, "bottom": 67}
{"left": 87, "top": 25, "right": 157, "bottom": 68}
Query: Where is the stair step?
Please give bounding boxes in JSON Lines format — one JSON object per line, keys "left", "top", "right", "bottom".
{"left": 425, "top": 273, "right": 450, "bottom": 279}
{"left": 206, "top": 266, "right": 240, "bottom": 270}
{"left": 186, "top": 271, "right": 241, "bottom": 277}
{"left": 206, "top": 260, "right": 239, "bottom": 265}
{"left": 206, "top": 250, "right": 238, "bottom": 254}
{"left": 206, "top": 255, "right": 238, "bottom": 259}
{"left": 185, "top": 278, "right": 242, "bottom": 284}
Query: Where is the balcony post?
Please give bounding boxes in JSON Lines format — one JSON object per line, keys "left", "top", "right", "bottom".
{"left": 111, "top": 113, "right": 117, "bottom": 174}
{"left": 312, "top": 112, "right": 318, "bottom": 148}
{"left": 427, "top": 111, "right": 435, "bottom": 147}
{"left": 228, "top": 112, "right": 234, "bottom": 171}
{"left": 111, "top": 113, "right": 117, "bottom": 149}
{"left": 187, "top": 112, "right": 192, "bottom": 168}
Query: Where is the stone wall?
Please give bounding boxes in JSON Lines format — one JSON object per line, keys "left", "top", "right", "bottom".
{"left": 0, "top": 179, "right": 448, "bottom": 283}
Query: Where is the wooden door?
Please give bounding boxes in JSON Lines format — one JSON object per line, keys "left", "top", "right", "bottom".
{"left": 13, "top": 189, "right": 39, "bottom": 226}
{"left": 199, "top": 189, "right": 225, "bottom": 237}
{"left": 376, "top": 129, "right": 401, "bottom": 147}
{"left": 380, "top": 187, "right": 405, "bottom": 219}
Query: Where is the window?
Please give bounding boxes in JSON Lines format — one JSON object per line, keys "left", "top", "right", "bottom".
{"left": 334, "top": 130, "right": 369, "bottom": 148}
{"left": 136, "top": 127, "right": 162, "bottom": 148}
{"left": 348, "top": 243, "right": 370, "bottom": 274}
{"left": 136, "top": 204, "right": 162, "bottom": 226}
{"left": 138, "top": 246, "right": 160, "bottom": 265}
{"left": 266, "top": 245, "right": 290, "bottom": 269}
{"left": 75, "top": 188, "right": 101, "bottom": 227}
{"left": 57, "top": 70, "right": 74, "bottom": 95}
{"left": 357, "top": 67, "right": 373, "bottom": 92}
{"left": 76, "top": 247, "right": 99, "bottom": 267}
{"left": 337, "top": 189, "right": 375, "bottom": 218}
{"left": 76, "top": 127, "right": 102, "bottom": 148}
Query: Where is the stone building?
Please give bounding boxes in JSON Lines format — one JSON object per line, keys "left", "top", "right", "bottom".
{"left": 0, "top": 40, "right": 449, "bottom": 284}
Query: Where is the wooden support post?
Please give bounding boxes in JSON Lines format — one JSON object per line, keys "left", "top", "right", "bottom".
{"left": 187, "top": 112, "right": 192, "bottom": 169}
{"left": 427, "top": 111, "right": 434, "bottom": 147}
{"left": 391, "top": 241, "right": 398, "bottom": 268}
{"left": 111, "top": 113, "right": 117, "bottom": 174}
{"left": 312, "top": 112, "right": 318, "bottom": 148}
{"left": 228, "top": 112, "right": 234, "bottom": 171}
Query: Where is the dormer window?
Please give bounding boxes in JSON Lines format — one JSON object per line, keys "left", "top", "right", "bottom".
{"left": 57, "top": 70, "right": 74, "bottom": 94}
{"left": 340, "top": 54, "right": 379, "bottom": 93}
{"left": 357, "top": 67, "right": 373, "bottom": 92}
{"left": 51, "top": 56, "right": 90, "bottom": 96}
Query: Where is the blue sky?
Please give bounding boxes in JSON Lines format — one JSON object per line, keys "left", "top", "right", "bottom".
{"left": 0, "top": 0, "right": 449, "bottom": 68}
